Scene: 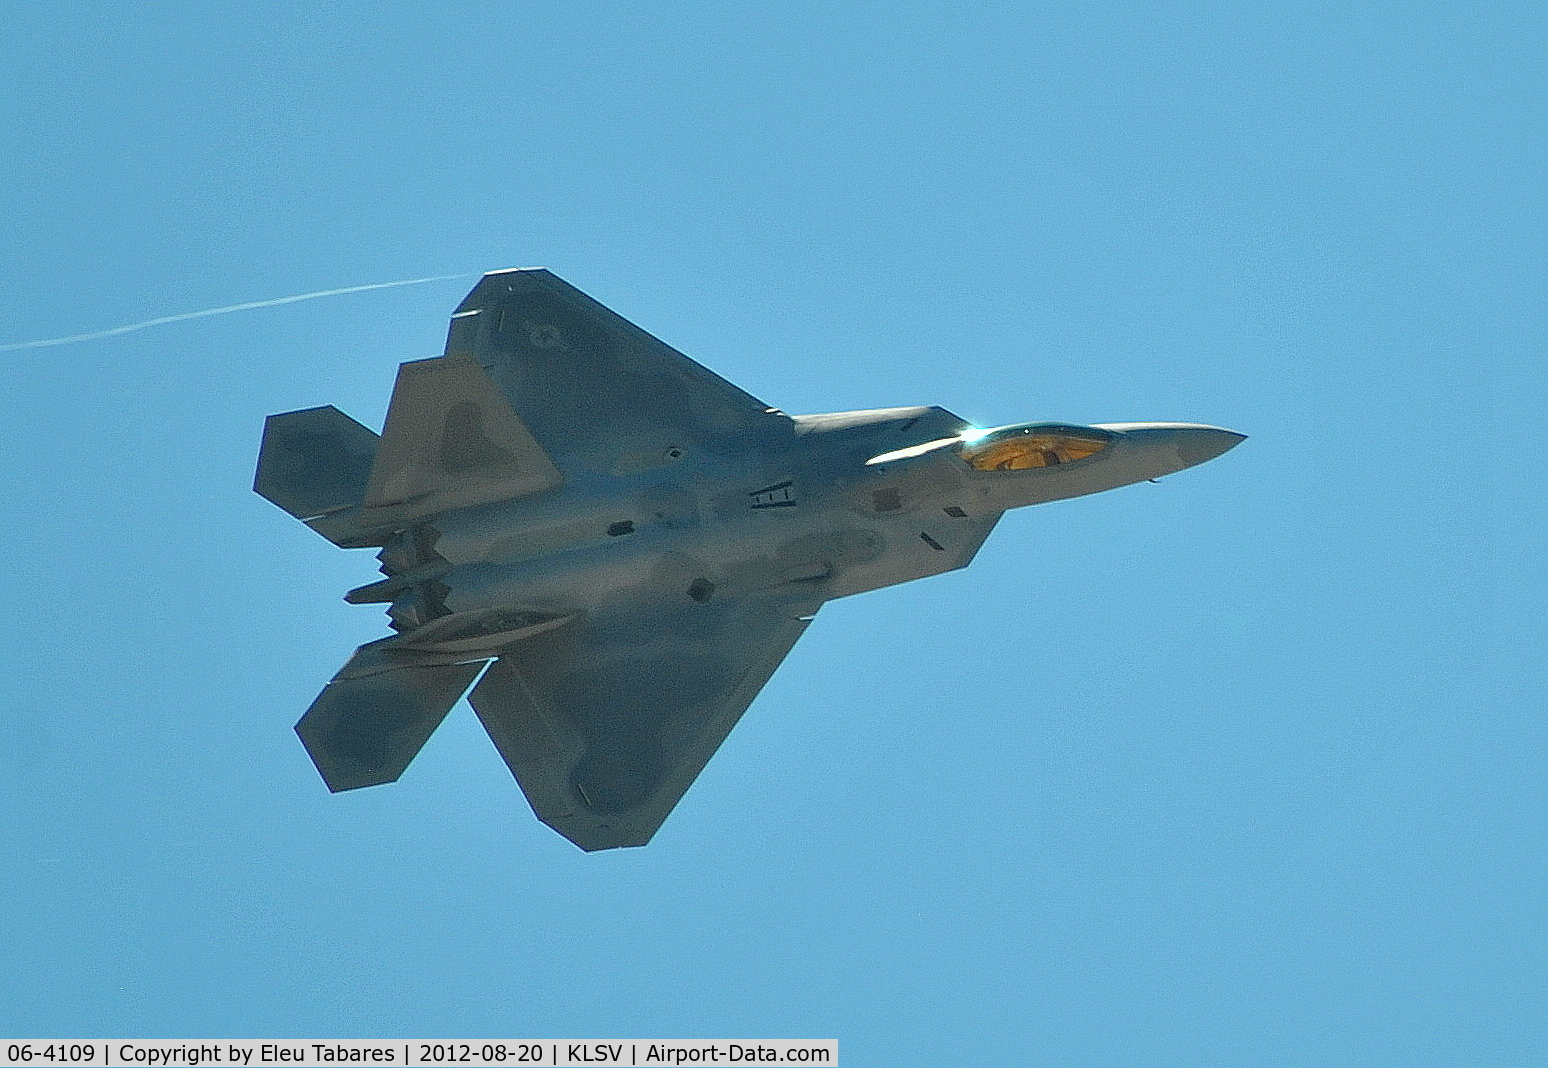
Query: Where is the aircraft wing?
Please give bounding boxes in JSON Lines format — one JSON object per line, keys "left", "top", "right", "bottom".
{"left": 443, "top": 269, "right": 791, "bottom": 476}
{"left": 467, "top": 588, "right": 822, "bottom": 851}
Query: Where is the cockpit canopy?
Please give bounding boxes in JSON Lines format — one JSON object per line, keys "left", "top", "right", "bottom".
{"left": 957, "top": 423, "right": 1116, "bottom": 471}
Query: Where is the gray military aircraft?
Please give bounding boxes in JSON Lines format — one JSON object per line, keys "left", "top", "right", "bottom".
{"left": 256, "top": 269, "right": 1243, "bottom": 851}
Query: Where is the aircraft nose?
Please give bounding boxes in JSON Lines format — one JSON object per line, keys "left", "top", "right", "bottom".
{"left": 1092, "top": 422, "right": 1247, "bottom": 474}
{"left": 1164, "top": 424, "right": 1247, "bottom": 467}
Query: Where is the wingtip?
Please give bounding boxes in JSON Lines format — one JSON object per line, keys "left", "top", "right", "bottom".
{"left": 481, "top": 266, "right": 552, "bottom": 278}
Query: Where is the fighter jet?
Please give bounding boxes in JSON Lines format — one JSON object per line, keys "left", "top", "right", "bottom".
{"left": 255, "top": 269, "right": 1243, "bottom": 851}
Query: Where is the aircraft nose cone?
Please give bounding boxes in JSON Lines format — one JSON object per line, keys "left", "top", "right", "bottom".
{"left": 1169, "top": 425, "right": 1247, "bottom": 467}
{"left": 1091, "top": 422, "right": 1246, "bottom": 475}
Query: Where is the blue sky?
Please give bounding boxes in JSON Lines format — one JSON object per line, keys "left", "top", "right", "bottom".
{"left": 2, "top": 2, "right": 1543, "bottom": 1064}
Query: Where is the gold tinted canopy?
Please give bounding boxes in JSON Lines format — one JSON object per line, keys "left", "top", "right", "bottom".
{"left": 958, "top": 423, "right": 1116, "bottom": 471}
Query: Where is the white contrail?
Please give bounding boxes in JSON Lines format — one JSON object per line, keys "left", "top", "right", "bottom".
{"left": 0, "top": 273, "right": 472, "bottom": 352}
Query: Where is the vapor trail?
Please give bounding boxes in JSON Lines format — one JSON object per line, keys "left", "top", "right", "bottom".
{"left": 0, "top": 273, "right": 472, "bottom": 352}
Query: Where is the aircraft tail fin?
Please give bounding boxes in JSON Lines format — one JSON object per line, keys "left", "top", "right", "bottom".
{"left": 254, "top": 406, "right": 381, "bottom": 546}
{"left": 358, "top": 354, "right": 564, "bottom": 528}
{"left": 257, "top": 356, "right": 563, "bottom": 546}
{"left": 294, "top": 645, "right": 487, "bottom": 792}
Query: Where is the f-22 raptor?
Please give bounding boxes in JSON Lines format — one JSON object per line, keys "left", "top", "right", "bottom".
{"left": 256, "top": 269, "right": 1243, "bottom": 851}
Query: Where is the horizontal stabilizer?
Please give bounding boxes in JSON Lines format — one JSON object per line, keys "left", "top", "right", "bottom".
{"left": 361, "top": 354, "right": 564, "bottom": 527}
{"left": 254, "top": 406, "right": 380, "bottom": 545}
{"left": 295, "top": 646, "right": 486, "bottom": 792}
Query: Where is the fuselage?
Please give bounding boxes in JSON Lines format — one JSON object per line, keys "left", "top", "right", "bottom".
{"left": 372, "top": 407, "right": 1244, "bottom": 644}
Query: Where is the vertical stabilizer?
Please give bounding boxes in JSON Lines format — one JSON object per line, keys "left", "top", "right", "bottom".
{"left": 359, "top": 355, "right": 564, "bottom": 527}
